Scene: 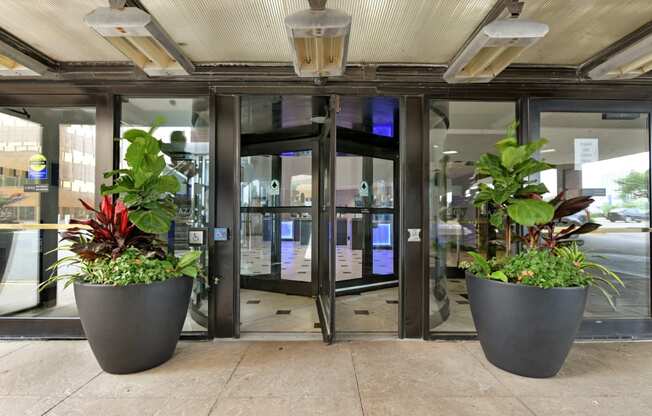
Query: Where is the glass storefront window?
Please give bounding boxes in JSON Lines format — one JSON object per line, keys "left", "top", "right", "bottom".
{"left": 429, "top": 101, "right": 515, "bottom": 333}
{"left": 539, "top": 112, "right": 650, "bottom": 320}
{"left": 0, "top": 107, "right": 97, "bottom": 317}
{"left": 120, "top": 97, "right": 210, "bottom": 331}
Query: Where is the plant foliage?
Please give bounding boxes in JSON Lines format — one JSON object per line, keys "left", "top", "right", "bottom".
{"left": 41, "top": 118, "right": 202, "bottom": 290}
{"left": 463, "top": 121, "right": 624, "bottom": 304}
{"left": 101, "top": 118, "right": 180, "bottom": 234}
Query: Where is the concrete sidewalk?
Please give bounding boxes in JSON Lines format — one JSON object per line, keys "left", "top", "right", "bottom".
{"left": 0, "top": 339, "right": 651, "bottom": 415}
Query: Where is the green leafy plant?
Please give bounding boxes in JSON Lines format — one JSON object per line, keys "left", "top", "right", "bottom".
{"left": 473, "top": 122, "right": 554, "bottom": 248}
{"left": 41, "top": 118, "right": 202, "bottom": 290}
{"left": 555, "top": 243, "right": 625, "bottom": 308}
{"left": 464, "top": 122, "right": 624, "bottom": 304}
{"left": 101, "top": 117, "right": 180, "bottom": 234}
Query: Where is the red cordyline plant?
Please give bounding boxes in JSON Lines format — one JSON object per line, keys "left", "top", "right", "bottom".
{"left": 62, "top": 195, "right": 165, "bottom": 261}
{"left": 520, "top": 192, "right": 601, "bottom": 250}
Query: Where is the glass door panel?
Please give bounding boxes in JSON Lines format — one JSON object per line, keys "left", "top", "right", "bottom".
{"left": 0, "top": 106, "right": 97, "bottom": 318}
{"left": 539, "top": 111, "right": 650, "bottom": 320}
{"left": 317, "top": 98, "right": 336, "bottom": 343}
{"left": 120, "top": 97, "right": 210, "bottom": 332}
{"left": 240, "top": 150, "right": 313, "bottom": 296}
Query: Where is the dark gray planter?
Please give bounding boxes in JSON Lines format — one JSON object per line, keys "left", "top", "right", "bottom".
{"left": 74, "top": 276, "right": 193, "bottom": 374}
{"left": 466, "top": 272, "right": 588, "bottom": 378}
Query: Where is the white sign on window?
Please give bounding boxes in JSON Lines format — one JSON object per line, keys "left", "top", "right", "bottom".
{"left": 359, "top": 180, "right": 369, "bottom": 197}
{"left": 269, "top": 179, "right": 280, "bottom": 196}
{"left": 574, "top": 138, "right": 599, "bottom": 170}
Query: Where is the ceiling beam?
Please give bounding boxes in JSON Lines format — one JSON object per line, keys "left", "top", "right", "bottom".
{"left": 0, "top": 27, "right": 58, "bottom": 75}
{"left": 125, "top": 0, "right": 195, "bottom": 74}
{"left": 579, "top": 19, "right": 652, "bottom": 77}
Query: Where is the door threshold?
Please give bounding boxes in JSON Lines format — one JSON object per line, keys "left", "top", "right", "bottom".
{"left": 238, "top": 332, "right": 324, "bottom": 341}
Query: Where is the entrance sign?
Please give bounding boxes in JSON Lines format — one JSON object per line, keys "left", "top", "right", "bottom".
{"left": 359, "top": 180, "right": 369, "bottom": 197}
{"left": 269, "top": 179, "right": 280, "bottom": 196}
{"left": 28, "top": 153, "right": 48, "bottom": 180}
{"left": 574, "top": 138, "right": 598, "bottom": 170}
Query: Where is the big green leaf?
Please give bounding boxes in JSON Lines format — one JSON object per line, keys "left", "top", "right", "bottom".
{"left": 153, "top": 175, "right": 180, "bottom": 194}
{"left": 506, "top": 199, "right": 554, "bottom": 226}
{"left": 495, "top": 136, "right": 517, "bottom": 153}
{"left": 515, "top": 183, "right": 549, "bottom": 197}
{"left": 129, "top": 208, "right": 174, "bottom": 234}
{"left": 123, "top": 129, "right": 149, "bottom": 142}
{"left": 501, "top": 146, "right": 528, "bottom": 170}
{"left": 475, "top": 153, "right": 504, "bottom": 178}
{"left": 178, "top": 250, "right": 201, "bottom": 269}
{"left": 489, "top": 211, "right": 503, "bottom": 230}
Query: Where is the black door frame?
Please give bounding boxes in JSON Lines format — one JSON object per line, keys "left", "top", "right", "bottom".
{"left": 529, "top": 99, "right": 652, "bottom": 339}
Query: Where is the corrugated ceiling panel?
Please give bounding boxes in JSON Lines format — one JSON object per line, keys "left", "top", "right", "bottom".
{"left": 517, "top": 0, "right": 652, "bottom": 65}
{"left": 0, "top": 0, "right": 124, "bottom": 61}
{"left": 141, "top": 0, "right": 496, "bottom": 64}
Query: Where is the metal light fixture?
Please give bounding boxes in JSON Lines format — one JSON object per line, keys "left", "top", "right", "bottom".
{"left": 0, "top": 54, "right": 40, "bottom": 76}
{"left": 588, "top": 36, "right": 652, "bottom": 80}
{"left": 444, "top": 2, "right": 548, "bottom": 84}
{"left": 85, "top": 1, "right": 193, "bottom": 76}
{"left": 285, "top": 0, "right": 352, "bottom": 78}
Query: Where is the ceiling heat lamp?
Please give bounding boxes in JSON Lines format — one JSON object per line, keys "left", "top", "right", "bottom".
{"left": 0, "top": 54, "right": 40, "bottom": 76}
{"left": 85, "top": 1, "right": 193, "bottom": 76}
{"left": 443, "top": 1, "right": 548, "bottom": 84}
{"left": 588, "top": 36, "right": 652, "bottom": 80}
{"left": 285, "top": 0, "right": 352, "bottom": 79}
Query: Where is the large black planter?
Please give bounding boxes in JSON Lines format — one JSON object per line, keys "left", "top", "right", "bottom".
{"left": 466, "top": 272, "right": 588, "bottom": 378}
{"left": 74, "top": 276, "right": 192, "bottom": 374}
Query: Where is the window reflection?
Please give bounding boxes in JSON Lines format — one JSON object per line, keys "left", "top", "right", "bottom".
{"left": 0, "top": 107, "right": 97, "bottom": 317}
{"left": 429, "top": 101, "right": 515, "bottom": 333}
{"left": 539, "top": 112, "right": 650, "bottom": 320}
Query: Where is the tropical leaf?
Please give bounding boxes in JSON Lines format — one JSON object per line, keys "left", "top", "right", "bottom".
{"left": 501, "top": 146, "right": 528, "bottom": 170}
{"left": 507, "top": 199, "right": 554, "bottom": 226}
{"left": 129, "top": 208, "right": 173, "bottom": 234}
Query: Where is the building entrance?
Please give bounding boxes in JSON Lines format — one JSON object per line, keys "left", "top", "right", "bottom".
{"left": 238, "top": 96, "right": 400, "bottom": 341}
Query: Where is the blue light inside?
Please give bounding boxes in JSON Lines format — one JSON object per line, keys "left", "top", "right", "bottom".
{"left": 372, "top": 124, "right": 394, "bottom": 138}
{"left": 373, "top": 223, "right": 392, "bottom": 246}
{"left": 281, "top": 220, "right": 294, "bottom": 240}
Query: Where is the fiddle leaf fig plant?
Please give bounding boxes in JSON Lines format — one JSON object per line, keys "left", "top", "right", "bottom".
{"left": 464, "top": 122, "right": 624, "bottom": 302}
{"left": 473, "top": 121, "right": 554, "bottom": 247}
{"left": 101, "top": 118, "right": 179, "bottom": 234}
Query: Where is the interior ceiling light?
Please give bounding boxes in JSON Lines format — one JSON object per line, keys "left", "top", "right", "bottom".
{"left": 444, "top": 12, "right": 548, "bottom": 83}
{"left": 85, "top": 2, "right": 193, "bottom": 77}
{"left": 0, "top": 54, "right": 40, "bottom": 77}
{"left": 285, "top": 0, "right": 352, "bottom": 78}
{"left": 588, "top": 37, "right": 652, "bottom": 80}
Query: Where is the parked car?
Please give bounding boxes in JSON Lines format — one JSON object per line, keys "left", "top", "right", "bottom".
{"left": 559, "top": 211, "right": 588, "bottom": 226}
{"left": 607, "top": 208, "right": 649, "bottom": 223}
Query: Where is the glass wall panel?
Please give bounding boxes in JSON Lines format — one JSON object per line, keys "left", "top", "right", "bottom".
{"left": 539, "top": 112, "right": 650, "bottom": 320}
{"left": 336, "top": 213, "right": 364, "bottom": 281}
{"left": 336, "top": 155, "right": 363, "bottom": 207}
{"left": 372, "top": 158, "right": 394, "bottom": 208}
{"left": 372, "top": 213, "right": 394, "bottom": 275}
{"left": 241, "top": 151, "right": 312, "bottom": 208}
{"left": 0, "top": 107, "right": 97, "bottom": 317}
{"left": 120, "top": 97, "right": 210, "bottom": 331}
{"left": 429, "top": 101, "right": 515, "bottom": 333}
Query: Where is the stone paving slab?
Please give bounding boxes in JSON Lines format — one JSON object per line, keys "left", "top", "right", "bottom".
{"left": 0, "top": 340, "right": 650, "bottom": 415}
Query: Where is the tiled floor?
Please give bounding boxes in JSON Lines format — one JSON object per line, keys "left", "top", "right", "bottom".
{"left": 241, "top": 287, "right": 399, "bottom": 333}
{"left": 1, "top": 339, "right": 651, "bottom": 415}
{"left": 240, "top": 238, "right": 393, "bottom": 281}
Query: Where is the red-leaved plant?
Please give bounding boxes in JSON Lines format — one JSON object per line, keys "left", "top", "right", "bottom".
{"left": 62, "top": 195, "right": 165, "bottom": 261}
